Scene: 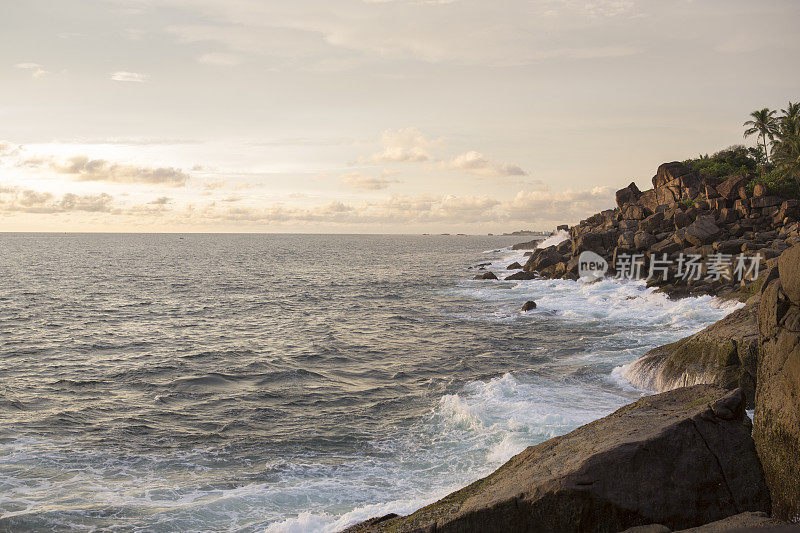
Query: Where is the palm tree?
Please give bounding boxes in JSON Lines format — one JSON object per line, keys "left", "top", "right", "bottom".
{"left": 781, "top": 101, "right": 800, "bottom": 124}
{"left": 744, "top": 108, "right": 778, "bottom": 164}
{"left": 772, "top": 134, "right": 800, "bottom": 197}
{"left": 772, "top": 108, "right": 800, "bottom": 196}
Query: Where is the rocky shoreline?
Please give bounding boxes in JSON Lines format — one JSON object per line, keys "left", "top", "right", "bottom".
{"left": 344, "top": 161, "right": 800, "bottom": 532}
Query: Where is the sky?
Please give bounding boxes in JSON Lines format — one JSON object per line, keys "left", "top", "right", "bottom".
{"left": 1, "top": 0, "right": 799, "bottom": 233}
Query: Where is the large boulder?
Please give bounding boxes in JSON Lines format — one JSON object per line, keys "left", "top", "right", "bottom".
{"left": 511, "top": 239, "right": 542, "bottom": 250}
{"left": 349, "top": 386, "right": 769, "bottom": 533}
{"left": 505, "top": 271, "right": 538, "bottom": 281}
{"left": 684, "top": 218, "right": 722, "bottom": 246}
{"left": 623, "top": 300, "right": 759, "bottom": 407}
{"left": 754, "top": 245, "right": 800, "bottom": 520}
{"left": 616, "top": 181, "right": 643, "bottom": 208}
{"left": 524, "top": 245, "right": 563, "bottom": 272}
{"left": 777, "top": 246, "right": 800, "bottom": 304}
{"left": 653, "top": 162, "right": 701, "bottom": 191}
{"left": 717, "top": 175, "right": 750, "bottom": 201}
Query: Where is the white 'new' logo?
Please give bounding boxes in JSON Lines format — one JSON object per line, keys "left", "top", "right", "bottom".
{"left": 578, "top": 251, "right": 608, "bottom": 281}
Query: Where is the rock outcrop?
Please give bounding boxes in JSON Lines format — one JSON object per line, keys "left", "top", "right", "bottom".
{"left": 346, "top": 386, "right": 769, "bottom": 533}
{"left": 512, "top": 161, "right": 800, "bottom": 300}
{"left": 624, "top": 298, "right": 760, "bottom": 407}
{"left": 754, "top": 245, "right": 800, "bottom": 521}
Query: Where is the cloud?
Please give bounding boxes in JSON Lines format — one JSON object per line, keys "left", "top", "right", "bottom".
{"left": 51, "top": 156, "right": 189, "bottom": 186}
{"left": 362, "top": 127, "right": 439, "bottom": 163}
{"left": 444, "top": 151, "right": 528, "bottom": 179}
{"left": 203, "top": 193, "right": 503, "bottom": 224}
{"left": 197, "top": 52, "right": 244, "bottom": 66}
{"left": 0, "top": 141, "right": 20, "bottom": 156}
{"left": 340, "top": 170, "right": 399, "bottom": 190}
{"left": 506, "top": 186, "right": 615, "bottom": 221}
{"left": 15, "top": 62, "right": 47, "bottom": 78}
{"left": 0, "top": 185, "right": 115, "bottom": 214}
{"left": 110, "top": 71, "right": 149, "bottom": 82}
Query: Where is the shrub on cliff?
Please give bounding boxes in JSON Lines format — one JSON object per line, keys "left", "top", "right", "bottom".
{"left": 683, "top": 145, "right": 757, "bottom": 179}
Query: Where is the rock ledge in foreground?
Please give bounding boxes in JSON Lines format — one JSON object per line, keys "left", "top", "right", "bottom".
{"left": 345, "top": 386, "right": 769, "bottom": 533}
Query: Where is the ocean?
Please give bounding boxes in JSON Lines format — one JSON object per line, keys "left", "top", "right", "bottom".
{"left": 0, "top": 233, "right": 740, "bottom": 532}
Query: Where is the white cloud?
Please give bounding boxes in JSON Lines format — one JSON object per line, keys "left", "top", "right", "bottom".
{"left": 15, "top": 62, "right": 48, "bottom": 78}
{"left": 51, "top": 156, "right": 189, "bottom": 186}
{"left": 506, "top": 186, "right": 615, "bottom": 221}
{"left": 0, "top": 185, "right": 115, "bottom": 213}
{"left": 362, "top": 127, "right": 439, "bottom": 163}
{"left": 110, "top": 71, "right": 149, "bottom": 82}
{"left": 444, "top": 151, "right": 527, "bottom": 179}
{"left": 340, "top": 170, "right": 399, "bottom": 190}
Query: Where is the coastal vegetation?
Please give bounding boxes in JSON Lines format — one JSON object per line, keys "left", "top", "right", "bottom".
{"left": 683, "top": 102, "right": 800, "bottom": 198}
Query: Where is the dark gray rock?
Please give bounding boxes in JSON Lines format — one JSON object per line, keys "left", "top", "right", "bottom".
{"left": 505, "top": 271, "right": 538, "bottom": 281}
{"left": 473, "top": 271, "right": 498, "bottom": 280}
{"left": 754, "top": 245, "right": 800, "bottom": 520}
{"left": 521, "top": 301, "right": 537, "bottom": 311}
{"left": 777, "top": 245, "right": 800, "bottom": 305}
{"left": 616, "top": 181, "right": 642, "bottom": 208}
{"left": 684, "top": 218, "right": 722, "bottom": 246}
{"left": 623, "top": 299, "right": 759, "bottom": 407}
{"left": 506, "top": 262, "right": 522, "bottom": 270}
{"left": 348, "top": 386, "right": 769, "bottom": 533}
{"left": 524, "top": 245, "right": 563, "bottom": 272}
{"left": 673, "top": 511, "right": 786, "bottom": 532}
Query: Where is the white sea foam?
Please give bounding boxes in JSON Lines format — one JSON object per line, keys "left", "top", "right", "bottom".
{"left": 536, "top": 229, "right": 570, "bottom": 249}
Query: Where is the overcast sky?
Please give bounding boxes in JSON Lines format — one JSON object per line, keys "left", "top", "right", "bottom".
{"left": 1, "top": 0, "right": 799, "bottom": 233}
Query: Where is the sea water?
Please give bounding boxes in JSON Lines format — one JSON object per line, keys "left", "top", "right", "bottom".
{"left": 0, "top": 233, "right": 740, "bottom": 532}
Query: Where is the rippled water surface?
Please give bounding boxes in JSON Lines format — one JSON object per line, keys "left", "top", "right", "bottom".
{"left": 0, "top": 233, "right": 739, "bottom": 531}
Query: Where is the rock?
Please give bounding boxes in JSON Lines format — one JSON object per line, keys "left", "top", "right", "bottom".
{"left": 675, "top": 211, "right": 692, "bottom": 229}
{"left": 620, "top": 219, "right": 640, "bottom": 232}
{"left": 341, "top": 514, "right": 400, "bottom": 533}
{"left": 755, "top": 246, "right": 800, "bottom": 520}
{"left": 651, "top": 238, "right": 682, "bottom": 255}
{"left": 716, "top": 175, "right": 750, "bottom": 201}
{"left": 623, "top": 300, "right": 759, "bottom": 407}
{"left": 511, "top": 239, "right": 541, "bottom": 250}
{"left": 753, "top": 183, "right": 767, "bottom": 197}
{"left": 473, "top": 271, "right": 498, "bottom": 280}
{"left": 751, "top": 196, "right": 782, "bottom": 209}
{"left": 634, "top": 231, "right": 656, "bottom": 250}
{"left": 616, "top": 181, "right": 642, "bottom": 208}
{"left": 572, "top": 231, "right": 614, "bottom": 257}
{"left": 556, "top": 239, "right": 572, "bottom": 255}
{"left": 673, "top": 511, "right": 786, "bottom": 532}
{"left": 777, "top": 245, "right": 800, "bottom": 305}
{"left": 506, "top": 262, "right": 522, "bottom": 270}
{"left": 684, "top": 218, "right": 722, "bottom": 246}
{"left": 739, "top": 186, "right": 750, "bottom": 200}
{"left": 521, "top": 301, "right": 537, "bottom": 311}
{"left": 623, "top": 204, "right": 649, "bottom": 221}
{"left": 713, "top": 239, "right": 747, "bottom": 254}
{"left": 641, "top": 212, "right": 666, "bottom": 233}
{"left": 524, "top": 245, "right": 563, "bottom": 272}
{"left": 620, "top": 526, "right": 670, "bottom": 533}
{"left": 557, "top": 224, "right": 569, "bottom": 232}
{"left": 505, "top": 271, "right": 537, "bottom": 281}
{"left": 352, "top": 386, "right": 769, "bottom": 533}
{"left": 652, "top": 161, "right": 698, "bottom": 190}
{"left": 618, "top": 231, "right": 636, "bottom": 248}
